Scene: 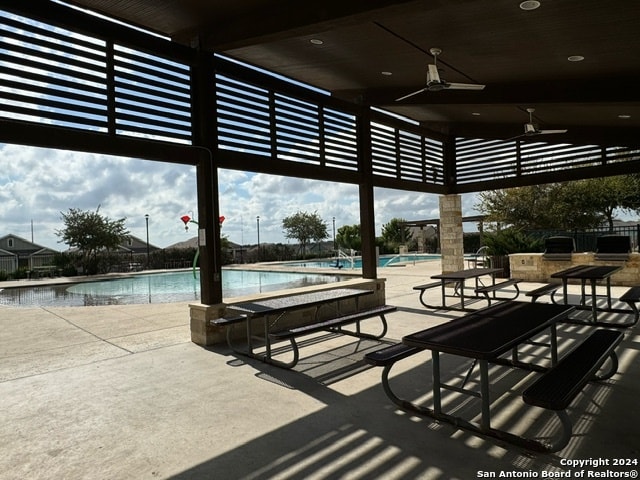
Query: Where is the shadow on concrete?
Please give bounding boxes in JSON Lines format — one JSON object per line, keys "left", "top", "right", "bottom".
{"left": 172, "top": 322, "right": 639, "bottom": 479}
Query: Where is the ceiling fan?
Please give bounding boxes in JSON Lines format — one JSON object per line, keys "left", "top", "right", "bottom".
{"left": 510, "top": 108, "right": 568, "bottom": 139}
{"left": 395, "top": 48, "right": 485, "bottom": 101}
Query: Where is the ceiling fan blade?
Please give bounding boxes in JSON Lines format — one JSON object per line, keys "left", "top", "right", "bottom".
{"left": 395, "top": 88, "right": 427, "bottom": 102}
{"left": 539, "top": 129, "right": 568, "bottom": 134}
{"left": 446, "top": 82, "right": 486, "bottom": 90}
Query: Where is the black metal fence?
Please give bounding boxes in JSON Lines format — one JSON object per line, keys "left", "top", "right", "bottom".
{"left": 527, "top": 225, "right": 640, "bottom": 253}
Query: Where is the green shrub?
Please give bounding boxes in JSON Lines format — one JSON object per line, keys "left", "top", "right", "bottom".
{"left": 483, "top": 229, "right": 544, "bottom": 255}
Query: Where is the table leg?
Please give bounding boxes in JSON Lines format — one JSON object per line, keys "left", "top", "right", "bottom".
{"left": 432, "top": 350, "right": 442, "bottom": 416}
{"left": 459, "top": 280, "right": 466, "bottom": 310}
{"left": 479, "top": 359, "right": 491, "bottom": 430}
{"left": 606, "top": 278, "right": 613, "bottom": 310}
{"left": 440, "top": 281, "right": 446, "bottom": 308}
{"left": 264, "top": 314, "right": 271, "bottom": 359}
{"left": 246, "top": 315, "right": 254, "bottom": 355}
{"left": 550, "top": 323, "right": 558, "bottom": 366}
{"left": 562, "top": 279, "right": 568, "bottom": 305}
{"left": 590, "top": 279, "right": 597, "bottom": 323}
{"left": 491, "top": 274, "right": 497, "bottom": 301}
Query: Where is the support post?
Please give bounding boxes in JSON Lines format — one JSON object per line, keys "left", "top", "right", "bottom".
{"left": 189, "top": 48, "right": 225, "bottom": 345}
{"left": 439, "top": 194, "right": 464, "bottom": 273}
{"left": 357, "top": 108, "right": 377, "bottom": 280}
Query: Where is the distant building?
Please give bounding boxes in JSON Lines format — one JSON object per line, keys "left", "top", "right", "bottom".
{"left": 0, "top": 234, "right": 58, "bottom": 273}
{"left": 114, "top": 235, "right": 161, "bottom": 271}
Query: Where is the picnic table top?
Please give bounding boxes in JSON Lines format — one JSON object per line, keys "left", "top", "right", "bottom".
{"left": 230, "top": 288, "right": 372, "bottom": 316}
{"left": 431, "top": 267, "right": 503, "bottom": 281}
{"left": 551, "top": 265, "right": 621, "bottom": 280}
{"left": 403, "top": 302, "right": 574, "bottom": 360}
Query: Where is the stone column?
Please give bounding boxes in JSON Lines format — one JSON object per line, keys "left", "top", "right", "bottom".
{"left": 439, "top": 194, "right": 464, "bottom": 273}
{"left": 190, "top": 303, "right": 227, "bottom": 346}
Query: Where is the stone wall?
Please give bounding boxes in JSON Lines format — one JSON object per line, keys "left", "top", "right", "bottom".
{"left": 510, "top": 253, "right": 640, "bottom": 286}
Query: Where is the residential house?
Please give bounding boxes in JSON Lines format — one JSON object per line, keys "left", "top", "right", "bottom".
{"left": 117, "top": 235, "right": 160, "bottom": 270}
{"left": 0, "top": 234, "right": 58, "bottom": 273}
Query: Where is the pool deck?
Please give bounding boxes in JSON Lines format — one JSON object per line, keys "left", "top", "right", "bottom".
{"left": 1, "top": 261, "right": 639, "bottom": 479}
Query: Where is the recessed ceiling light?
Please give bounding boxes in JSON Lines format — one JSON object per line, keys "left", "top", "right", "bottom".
{"left": 310, "top": 38, "right": 324, "bottom": 45}
{"left": 618, "top": 114, "right": 631, "bottom": 119}
{"left": 568, "top": 55, "right": 585, "bottom": 62}
{"left": 520, "top": 1, "right": 541, "bottom": 11}
{"left": 472, "top": 112, "right": 481, "bottom": 116}
{"left": 381, "top": 71, "right": 393, "bottom": 76}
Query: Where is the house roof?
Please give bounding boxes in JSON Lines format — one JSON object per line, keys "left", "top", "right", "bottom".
{"left": 58, "top": 0, "right": 640, "bottom": 147}
{"left": 0, "top": 234, "right": 59, "bottom": 256}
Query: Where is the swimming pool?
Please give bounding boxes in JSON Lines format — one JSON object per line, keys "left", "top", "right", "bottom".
{"left": 0, "top": 269, "right": 350, "bottom": 307}
{"left": 286, "top": 253, "right": 441, "bottom": 269}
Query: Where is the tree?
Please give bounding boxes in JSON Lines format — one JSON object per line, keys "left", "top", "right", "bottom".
{"left": 336, "top": 224, "right": 361, "bottom": 252}
{"left": 567, "top": 176, "right": 640, "bottom": 231}
{"left": 56, "top": 206, "right": 129, "bottom": 274}
{"left": 381, "top": 218, "right": 413, "bottom": 253}
{"left": 282, "top": 211, "right": 329, "bottom": 258}
{"left": 476, "top": 175, "right": 640, "bottom": 231}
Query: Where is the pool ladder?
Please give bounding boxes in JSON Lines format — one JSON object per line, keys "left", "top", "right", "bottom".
{"left": 336, "top": 249, "right": 355, "bottom": 269}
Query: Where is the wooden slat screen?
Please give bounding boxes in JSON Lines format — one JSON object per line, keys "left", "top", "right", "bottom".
{"left": 0, "top": 11, "right": 192, "bottom": 144}
{"left": 371, "top": 122, "right": 444, "bottom": 185}
{"left": 5, "top": 7, "right": 638, "bottom": 193}
{"left": 216, "top": 73, "right": 359, "bottom": 171}
{"left": 113, "top": 45, "right": 191, "bottom": 143}
{"left": 455, "top": 138, "right": 640, "bottom": 184}
{"left": 0, "top": 11, "right": 108, "bottom": 131}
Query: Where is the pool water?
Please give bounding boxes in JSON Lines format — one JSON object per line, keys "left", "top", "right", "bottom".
{"left": 0, "top": 269, "right": 349, "bottom": 307}
{"left": 287, "top": 253, "right": 440, "bottom": 269}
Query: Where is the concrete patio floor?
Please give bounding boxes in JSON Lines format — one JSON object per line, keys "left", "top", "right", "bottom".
{"left": 1, "top": 261, "right": 638, "bottom": 479}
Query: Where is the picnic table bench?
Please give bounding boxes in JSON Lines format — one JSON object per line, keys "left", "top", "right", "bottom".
{"left": 523, "top": 329, "right": 623, "bottom": 452}
{"left": 474, "top": 278, "right": 522, "bottom": 305}
{"left": 526, "top": 283, "right": 561, "bottom": 303}
{"left": 364, "top": 343, "right": 424, "bottom": 412}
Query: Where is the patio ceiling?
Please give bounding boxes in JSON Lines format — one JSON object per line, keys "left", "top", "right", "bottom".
{"left": 61, "top": 0, "right": 640, "bottom": 147}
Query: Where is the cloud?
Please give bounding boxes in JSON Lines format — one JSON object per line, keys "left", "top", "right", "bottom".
{"left": 1, "top": 144, "right": 481, "bottom": 250}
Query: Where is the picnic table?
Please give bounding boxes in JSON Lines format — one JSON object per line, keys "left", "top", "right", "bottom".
{"left": 219, "top": 288, "right": 395, "bottom": 368}
{"left": 414, "top": 267, "right": 516, "bottom": 310}
{"left": 400, "top": 302, "right": 574, "bottom": 450}
{"left": 550, "top": 264, "right": 626, "bottom": 325}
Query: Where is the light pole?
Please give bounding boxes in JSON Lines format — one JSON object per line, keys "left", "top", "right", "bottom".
{"left": 256, "top": 215, "right": 260, "bottom": 261}
{"left": 145, "top": 214, "right": 150, "bottom": 268}
{"left": 332, "top": 217, "right": 336, "bottom": 251}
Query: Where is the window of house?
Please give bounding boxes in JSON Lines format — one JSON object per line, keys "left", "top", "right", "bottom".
{"left": 7, "top": 238, "right": 14, "bottom": 248}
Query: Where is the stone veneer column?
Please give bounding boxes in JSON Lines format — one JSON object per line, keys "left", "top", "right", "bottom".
{"left": 439, "top": 194, "right": 465, "bottom": 273}
{"left": 190, "top": 303, "right": 227, "bottom": 346}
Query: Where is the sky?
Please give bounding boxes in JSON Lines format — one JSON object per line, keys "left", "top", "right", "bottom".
{"left": 0, "top": 143, "right": 481, "bottom": 251}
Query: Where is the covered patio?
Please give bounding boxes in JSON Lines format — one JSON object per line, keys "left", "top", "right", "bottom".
{"left": 1, "top": 1, "right": 639, "bottom": 474}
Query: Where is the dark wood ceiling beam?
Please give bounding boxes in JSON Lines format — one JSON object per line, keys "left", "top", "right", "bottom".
{"left": 194, "top": 0, "right": 423, "bottom": 50}
{"left": 0, "top": 119, "right": 200, "bottom": 165}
